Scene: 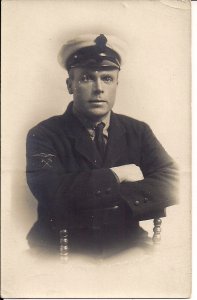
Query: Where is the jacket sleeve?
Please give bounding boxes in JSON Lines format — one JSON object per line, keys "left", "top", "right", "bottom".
{"left": 119, "top": 122, "right": 179, "bottom": 221}
{"left": 26, "top": 125, "right": 120, "bottom": 226}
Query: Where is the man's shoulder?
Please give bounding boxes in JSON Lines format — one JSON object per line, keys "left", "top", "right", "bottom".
{"left": 113, "top": 112, "right": 149, "bottom": 131}
{"left": 28, "top": 114, "right": 65, "bottom": 135}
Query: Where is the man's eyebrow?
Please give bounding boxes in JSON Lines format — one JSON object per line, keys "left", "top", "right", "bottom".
{"left": 101, "top": 73, "right": 113, "bottom": 76}
{"left": 80, "top": 71, "right": 116, "bottom": 77}
{"left": 81, "top": 71, "right": 93, "bottom": 76}
{"left": 101, "top": 73, "right": 116, "bottom": 78}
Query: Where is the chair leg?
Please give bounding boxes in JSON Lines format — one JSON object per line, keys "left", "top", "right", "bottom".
{"left": 152, "top": 218, "right": 162, "bottom": 243}
{"left": 60, "top": 229, "right": 69, "bottom": 262}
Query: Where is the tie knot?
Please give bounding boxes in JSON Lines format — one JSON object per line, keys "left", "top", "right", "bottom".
{"left": 95, "top": 122, "right": 105, "bottom": 135}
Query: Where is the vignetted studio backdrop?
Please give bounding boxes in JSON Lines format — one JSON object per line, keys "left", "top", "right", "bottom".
{"left": 2, "top": 0, "right": 191, "bottom": 297}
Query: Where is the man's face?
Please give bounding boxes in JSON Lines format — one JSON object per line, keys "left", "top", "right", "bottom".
{"left": 67, "top": 67, "right": 119, "bottom": 121}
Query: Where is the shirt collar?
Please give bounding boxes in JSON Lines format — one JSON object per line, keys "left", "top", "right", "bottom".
{"left": 72, "top": 105, "right": 111, "bottom": 138}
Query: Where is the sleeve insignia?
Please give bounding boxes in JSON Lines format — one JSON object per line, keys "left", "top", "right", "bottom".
{"left": 32, "top": 153, "right": 56, "bottom": 168}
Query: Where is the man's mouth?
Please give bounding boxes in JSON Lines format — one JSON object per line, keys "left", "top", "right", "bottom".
{"left": 89, "top": 100, "right": 106, "bottom": 103}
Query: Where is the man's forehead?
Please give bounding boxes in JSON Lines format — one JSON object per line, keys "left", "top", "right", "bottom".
{"left": 71, "top": 67, "right": 119, "bottom": 75}
{"left": 77, "top": 68, "right": 119, "bottom": 74}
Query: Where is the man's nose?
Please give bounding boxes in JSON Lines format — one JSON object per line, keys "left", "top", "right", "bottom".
{"left": 94, "top": 79, "right": 104, "bottom": 94}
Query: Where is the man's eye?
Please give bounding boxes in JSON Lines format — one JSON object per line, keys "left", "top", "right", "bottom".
{"left": 103, "top": 76, "right": 113, "bottom": 82}
{"left": 81, "top": 74, "right": 92, "bottom": 82}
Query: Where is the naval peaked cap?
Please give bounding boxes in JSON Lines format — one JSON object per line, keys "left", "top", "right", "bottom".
{"left": 58, "top": 34, "right": 126, "bottom": 71}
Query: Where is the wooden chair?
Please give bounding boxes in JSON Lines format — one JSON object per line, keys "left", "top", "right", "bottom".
{"left": 59, "top": 218, "right": 162, "bottom": 261}
{"left": 152, "top": 218, "right": 162, "bottom": 243}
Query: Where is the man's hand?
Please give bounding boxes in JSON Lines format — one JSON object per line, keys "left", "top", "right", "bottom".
{"left": 111, "top": 164, "right": 144, "bottom": 183}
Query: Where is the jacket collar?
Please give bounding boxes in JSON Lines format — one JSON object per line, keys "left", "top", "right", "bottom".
{"left": 104, "top": 111, "right": 126, "bottom": 167}
{"left": 63, "top": 101, "right": 126, "bottom": 166}
{"left": 72, "top": 105, "right": 111, "bottom": 139}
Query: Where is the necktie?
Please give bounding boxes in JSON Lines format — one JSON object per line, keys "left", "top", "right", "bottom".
{"left": 94, "top": 122, "right": 106, "bottom": 160}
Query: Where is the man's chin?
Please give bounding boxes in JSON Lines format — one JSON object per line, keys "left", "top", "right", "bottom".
{"left": 85, "top": 109, "right": 110, "bottom": 122}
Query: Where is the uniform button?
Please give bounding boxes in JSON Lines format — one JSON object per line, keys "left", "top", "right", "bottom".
{"left": 134, "top": 200, "right": 140, "bottom": 206}
{"left": 96, "top": 190, "right": 101, "bottom": 196}
{"left": 113, "top": 205, "right": 119, "bottom": 209}
{"left": 106, "top": 187, "right": 111, "bottom": 194}
{"left": 144, "top": 197, "right": 149, "bottom": 203}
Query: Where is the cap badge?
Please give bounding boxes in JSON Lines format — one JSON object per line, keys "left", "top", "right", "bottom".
{"left": 95, "top": 34, "right": 108, "bottom": 53}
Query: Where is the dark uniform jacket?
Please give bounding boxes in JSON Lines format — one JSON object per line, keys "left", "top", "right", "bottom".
{"left": 26, "top": 102, "right": 178, "bottom": 252}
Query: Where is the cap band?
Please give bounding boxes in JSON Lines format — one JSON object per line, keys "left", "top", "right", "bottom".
{"left": 66, "top": 45, "right": 121, "bottom": 71}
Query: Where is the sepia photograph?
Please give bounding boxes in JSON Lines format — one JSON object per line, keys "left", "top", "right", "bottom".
{"left": 1, "top": 0, "right": 191, "bottom": 298}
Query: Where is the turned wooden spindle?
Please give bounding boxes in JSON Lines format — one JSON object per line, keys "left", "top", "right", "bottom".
{"left": 60, "top": 229, "right": 69, "bottom": 262}
{"left": 152, "top": 218, "right": 162, "bottom": 243}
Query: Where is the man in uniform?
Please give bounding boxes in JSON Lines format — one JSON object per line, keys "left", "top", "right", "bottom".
{"left": 26, "top": 34, "right": 178, "bottom": 256}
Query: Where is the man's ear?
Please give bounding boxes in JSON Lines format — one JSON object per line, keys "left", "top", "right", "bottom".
{"left": 66, "top": 78, "right": 73, "bottom": 94}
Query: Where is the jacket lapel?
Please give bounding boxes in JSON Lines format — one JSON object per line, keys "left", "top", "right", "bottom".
{"left": 63, "top": 103, "right": 127, "bottom": 167}
{"left": 104, "top": 112, "right": 127, "bottom": 167}
{"left": 63, "top": 103, "right": 96, "bottom": 165}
